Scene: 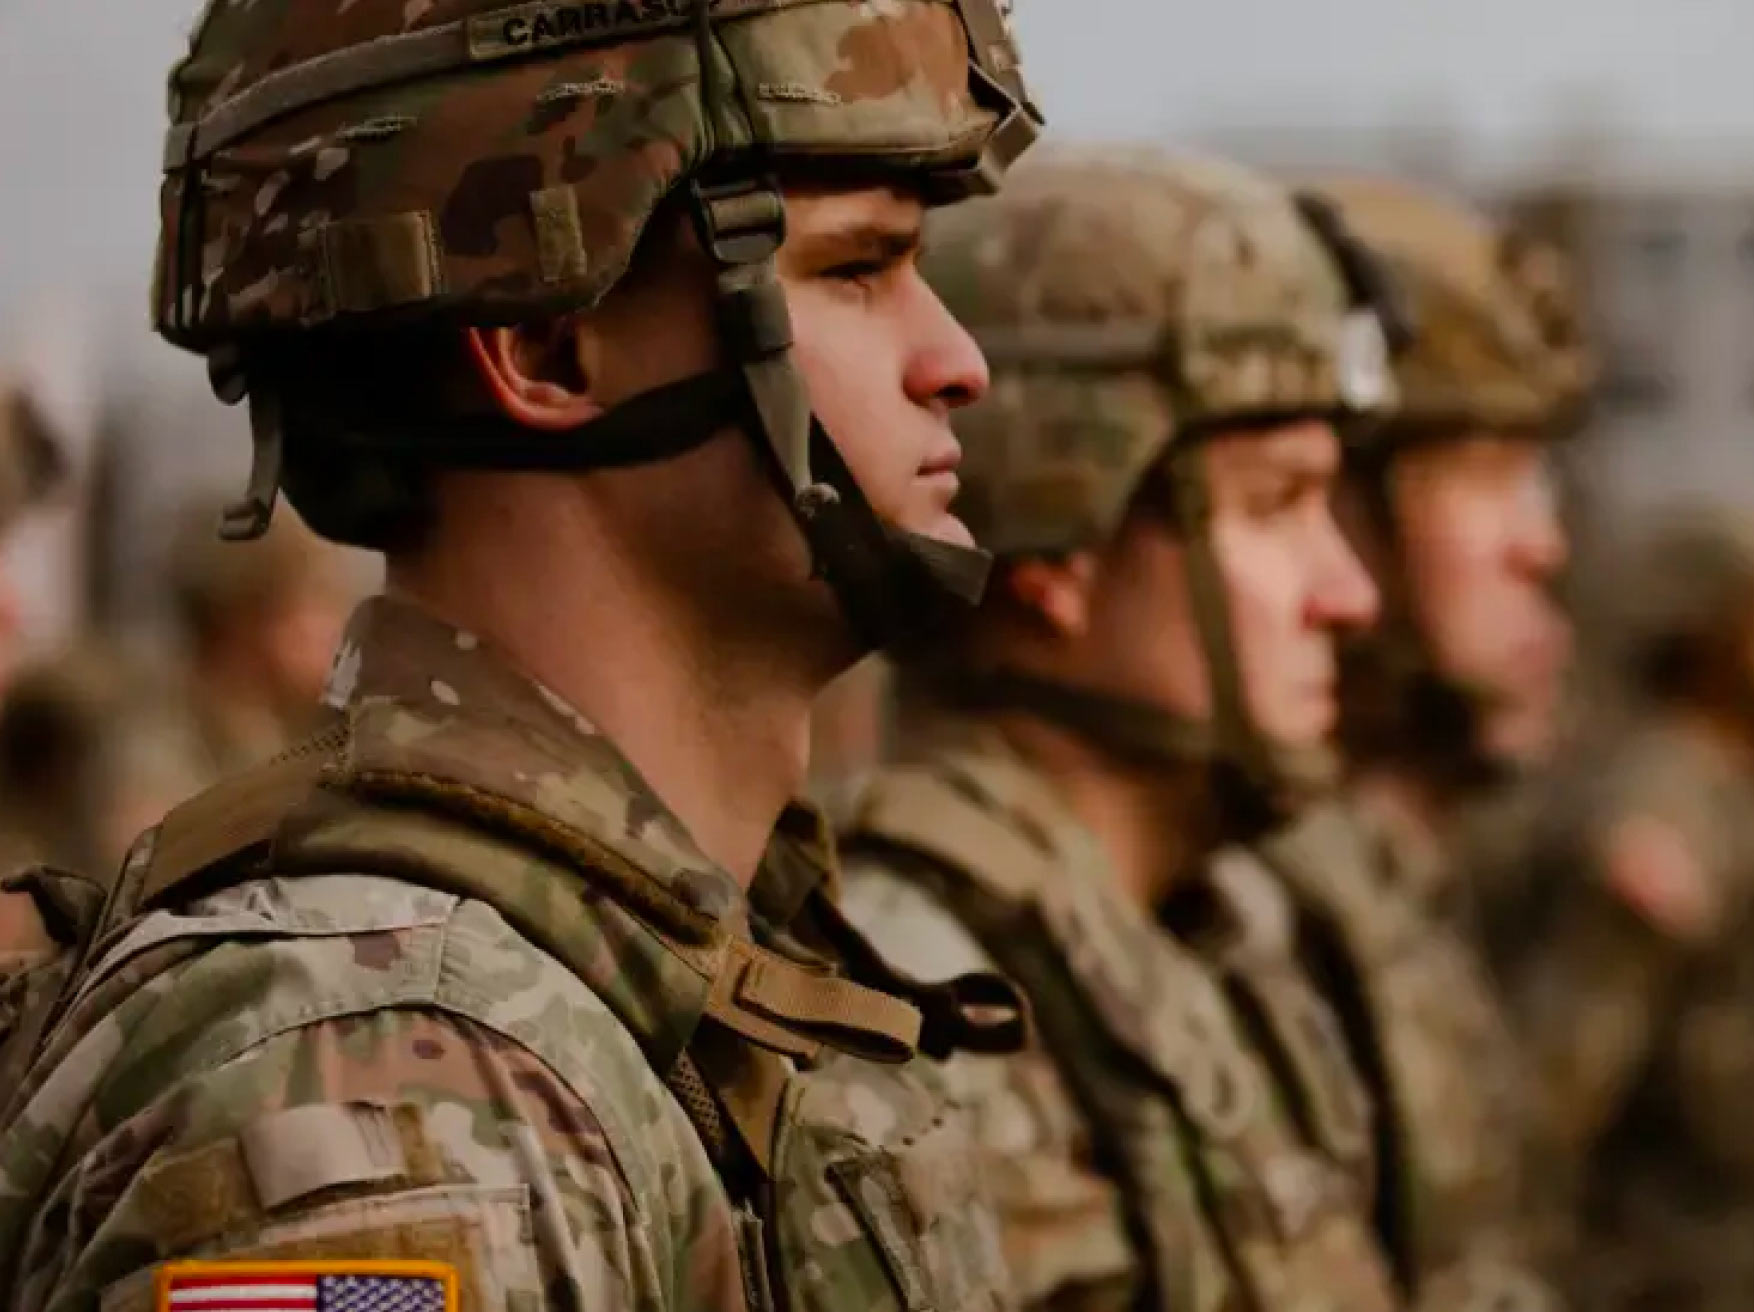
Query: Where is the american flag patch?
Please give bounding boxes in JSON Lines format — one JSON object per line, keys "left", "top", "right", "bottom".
{"left": 155, "top": 1261, "right": 457, "bottom": 1312}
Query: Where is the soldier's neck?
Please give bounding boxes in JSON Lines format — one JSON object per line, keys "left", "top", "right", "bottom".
{"left": 1001, "top": 714, "right": 1213, "bottom": 911}
{"left": 388, "top": 546, "right": 815, "bottom": 891}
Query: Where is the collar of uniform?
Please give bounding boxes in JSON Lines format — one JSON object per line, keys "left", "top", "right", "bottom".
{"left": 321, "top": 595, "right": 747, "bottom": 930}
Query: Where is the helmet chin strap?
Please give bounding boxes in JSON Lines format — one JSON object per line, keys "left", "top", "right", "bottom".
{"left": 935, "top": 436, "right": 1339, "bottom": 834}
{"left": 215, "top": 174, "right": 992, "bottom": 656}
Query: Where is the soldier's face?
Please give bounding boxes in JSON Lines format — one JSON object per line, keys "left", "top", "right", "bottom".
{"left": 777, "top": 185, "right": 990, "bottom": 548}
{"left": 1388, "top": 434, "right": 1571, "bottom": 762}
{"left": 1087, "top": 420, "right": 1378, "bottom": 749}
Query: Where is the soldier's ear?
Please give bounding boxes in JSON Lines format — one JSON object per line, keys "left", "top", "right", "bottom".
{"left": 1004, "top": 553, "right": 1098, "bottom": 640}
{"left": 466, "top": 323, "right": 602, "bottom": 432}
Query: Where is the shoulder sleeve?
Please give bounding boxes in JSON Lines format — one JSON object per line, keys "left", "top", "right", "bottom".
{"left": 840, "top": 857, "right": 1137, "bottom": 1310}
{"left": 18, "top": 1008, "right": 744, "bottom": 1312}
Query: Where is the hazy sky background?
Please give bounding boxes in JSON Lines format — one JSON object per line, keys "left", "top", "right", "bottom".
{"left": 0, "top": 0, "right": 1749, "bottom": 391}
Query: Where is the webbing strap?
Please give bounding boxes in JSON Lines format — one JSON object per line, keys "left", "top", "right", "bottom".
{"left": 704, "top": 937, "right": 923, "bottom": 1064}
{"left": 1167, "top": 441, "right": 1279, "bottom": 796}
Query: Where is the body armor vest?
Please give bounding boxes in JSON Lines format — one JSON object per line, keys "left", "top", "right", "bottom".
{"left": 844, "top": 741, "right": 1400, "bottom": 1312}
{"left": 0, "top": 708, "right": 1023, "bottom": 1312}
{"left": 1258, "top": 802, "right": 1555, "bottom": 1312}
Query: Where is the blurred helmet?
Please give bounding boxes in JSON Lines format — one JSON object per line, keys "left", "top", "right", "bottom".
{"left": 153, "top": 0, "right": 1042, "bottom": 649}
{"left": 1299, "top": 177, "right": 1596, "bottom": 780}
{"left": 921, "top": 148, "right": 1402, "bottom": 819}
{"left": 1310, "top": 176, "right": 1595, "bottom": 441}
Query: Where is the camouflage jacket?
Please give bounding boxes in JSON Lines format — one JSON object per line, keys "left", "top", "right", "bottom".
{"left": 1505, "top": 717, "right": 1754, "bottom": 1312}
{"left": 838, "top": 723, "right": 1401, "bottom": 1312}
{"left": 1254, "top": 800, "right": 1558, "bottom": 1312}
{"left": 0, "top": 598, "right": 1014, "bottom": 1312}
{"left": 0, "top": 868, "right": 106, "bottom": 1100}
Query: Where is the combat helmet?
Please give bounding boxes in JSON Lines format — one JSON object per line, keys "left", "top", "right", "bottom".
{"left": 920, "top": 148, "right": 1406, "bottom": 820}
{"left": 153, "top": 0, "right": 1041, "bottom": 650}
{"left": 1304, "top": 176, "right": 1596, "bottom": 775}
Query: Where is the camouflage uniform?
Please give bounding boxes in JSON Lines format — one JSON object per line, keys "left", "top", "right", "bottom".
{"left": 0, "top": 598, "right": 1026, "bottom": 1312}
{"left": 840, "top": 151, "right": 1410, "bottom": 1312}
{"left": 1243, "top": 178, "right": 1596, "bottom": 1309}
{"left": 1502, "top": 509, "right": 1754, "bottom": 1312}
{"left": 0, "top": 0, "right": 1043, "bottom": 1307}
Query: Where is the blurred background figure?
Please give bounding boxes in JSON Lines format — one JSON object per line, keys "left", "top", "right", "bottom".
{"left": 1502, "top": 503, "right": 1754, "bottom": 1312}
{"left": 1321, "top": 176, "right": 1593, "bottom": 917}
{"left": 162, "top": 497, "right": 362, "bottom": 779}
{"left": 0, "top": 387, "right": 68, "bottom": 696}
{"left": 1254, "top": 179, "right": 1591, "bottom": 1307}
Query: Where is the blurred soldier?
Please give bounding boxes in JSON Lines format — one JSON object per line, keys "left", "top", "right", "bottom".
{"left": 0, "top": 3, "right": 1041, "bottom": 1312}
{"left": 0, "top": 385, "right": 66, "bottom": 696}
{"left": 839, "top": 150, "right": 1411, "bottom": 1311}
{"left": 0, "top": 383, "right": 103, "bottom": 1105}
{"left": 1254, "top": 178, "right": 1593, "bottom": 1304}
{"left": 165, "top": 496, "right": 364, "bottom": 776}
{"left": 1506, "top": 505, "right": 1754, "bottom": 1312}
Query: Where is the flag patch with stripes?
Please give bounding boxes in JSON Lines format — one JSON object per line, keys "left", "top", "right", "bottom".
{"left": 155, "top": 1260, "right": 457, "bottom": 1312}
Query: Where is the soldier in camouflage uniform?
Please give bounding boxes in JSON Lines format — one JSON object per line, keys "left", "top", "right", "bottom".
{"left": 1503, "top": 505, "right": 1754, "bottom": 1312}
{"left": 0, "top": 1, "right": 1045, "bottom": 1308}
{"left": 1244, "top": 178, "right": 1593, "bottom": 1307}
{"left": 837, "top": 148, "right": 1416, "bottom": 1312}
{"left": 0, "top": 381, "right": 89, "bottom": 1114}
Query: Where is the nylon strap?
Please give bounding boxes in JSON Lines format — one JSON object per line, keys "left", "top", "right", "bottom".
{"left": 704, "top": 936, "right": 923, "bottom": 1064}
{"left": 287, "top": 367, "right": 748, "bottom": 473}
{"left": 1166, "top": 441, "right": 1280, "bottom": 798}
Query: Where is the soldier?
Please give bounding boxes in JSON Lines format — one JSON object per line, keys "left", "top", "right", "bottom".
{"left": 165, "top": 495, "right": 367, "bottom": 776}
{"left": 0, "top": 3, "right": 1041, "bottom": 1311}
{"left": 1246, "top": 177, "right": 1593, "bottom": 1307}
{"left": 1505, "top": 505, "right": 1754, "bottom": 1312}
{"left": 0, "top": 381, "right": 92, "bottom": 1099}
{"left": 837, "top": 149, "right": 1412, "bottom": 1311}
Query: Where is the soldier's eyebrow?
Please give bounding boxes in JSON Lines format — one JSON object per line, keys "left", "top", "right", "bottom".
{"left": 784, "top": 218, "right": 923, "bottom": 271}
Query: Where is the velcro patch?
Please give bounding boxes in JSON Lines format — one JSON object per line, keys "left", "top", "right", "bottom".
{"left": 155, "top": 1260, "right": 457, "bottom": 1312}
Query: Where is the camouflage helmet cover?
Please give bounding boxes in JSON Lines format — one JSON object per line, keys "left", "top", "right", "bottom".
{"left": 154, "top": 0, "right": 1035, "bottom": 347}
{"left": 928, "top": 149, "right": 1398, "bottom": 560}
{"left": 1311, "top": 175, "right": 1595, "bottom": 438}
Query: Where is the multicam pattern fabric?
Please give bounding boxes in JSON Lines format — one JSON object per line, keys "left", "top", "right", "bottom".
{"left": 1309, "top": 177, "right": 1594, "bottom": 437}
{"left": 839, "top": 724, "right": 1403, "bottom": 1312}
{"left": 1507, "top": 719, "right": 1754, "bottom": 1312}
{"left": 924, "top": 150, "right": 1392, "bottom": 559}
{"left": 155, "top": 0, "right": 1021, "bottom": 344}
{"left": 0, "top": 597, "right": 1011, "bottom": 1312}
{"left": 1255, "top": 800, "right": 1559, "bottom": 1312}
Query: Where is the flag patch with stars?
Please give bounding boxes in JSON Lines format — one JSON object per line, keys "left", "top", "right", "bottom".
{"left": 155, "top": 1260, "right": 457, "bottom": 1312}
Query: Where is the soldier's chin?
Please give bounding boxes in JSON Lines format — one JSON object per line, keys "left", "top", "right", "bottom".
{"left": 918, "top": 512, "right": 976, "bottom": 550}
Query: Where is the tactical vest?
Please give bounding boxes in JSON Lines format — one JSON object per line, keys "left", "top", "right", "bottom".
{"left": 0, "top": 718, "right": 1025, "bottom": 1312}
{"left": 1258, "top": 802, "right": 1554, "bottom": 1312}
{"left": 844, "top": 744, "right": 1400, "bottom": 1312}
